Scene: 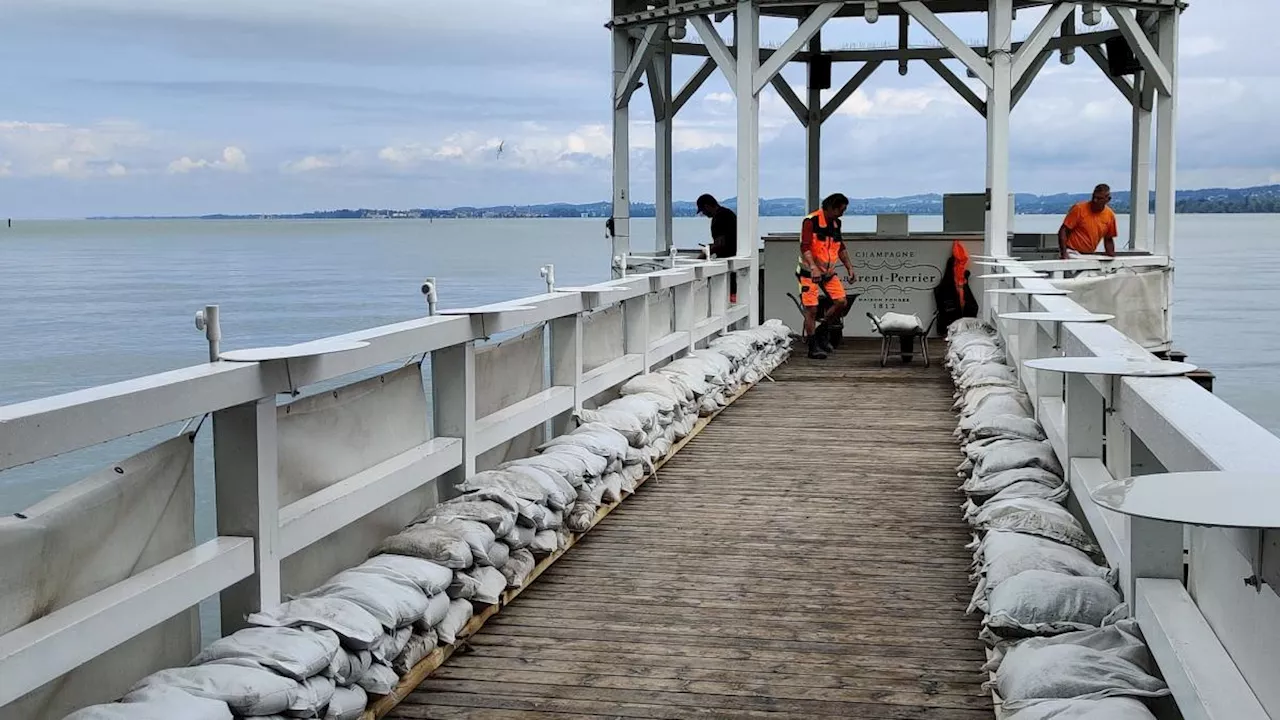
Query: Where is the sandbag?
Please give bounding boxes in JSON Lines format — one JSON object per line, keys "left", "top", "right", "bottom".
{"left": 574, "top": 406, "right": 648, "bottom": 447}
{"left": 411, "top": 498, "right": 516, "bottom": 537}
{"left": 324, "top": 684, "right": 368, "bottom": 720}
{"left": 302, "top": 569, "right": 431, "bottom": 629}
{"left": 456, "top": 469, "right": 550, "bottom": 505}
{"left": 973, "top": 531, "right": 1113, "bottom": 593}
{"left": 961, "top": 391, "right": 1034, "bottom": 421}
{"left": 983, "top": 570, "right": 1126, "bottom": 640}
{"left": 501, "top": 463, "right": 576, "bottom": 511}
{"left": 469, "top": 565, "right": 508, "bottom": 604}
{"left": 370, "top": 625, "right": 413, "bottom": 665}
{"left": 324, "top": 647, "right": 372, "bottom": 687}
{"left": 357, "top": 662, "right": 399, "bottom": 696}
{"left": 601, "top": 472, "right": 624, "bottom": 504}
{"left": 127, "top": 659, "right": 305, "bottom": 717}
{"left": 504, "top": 454, "right": 587, "bottom": 488}
{"left": 247, "top": 597, "right": 383, "bottom": 650}
{"left": 964, "top": 413, "right": 1047, "bottom": 442}
{"left": 501, "top": 521, "right": 536, "bottom": 549}
{"left": 962, "top": 467, "right": 1065, "bottom": 502}
{"left": 530, "top": 529, "right": 560, "bottom": 555}
{"left": 296, "top": 673, "right": 337, "bottom": 717}
{"left": 963, "top": 483, "right": 1069, "bottom": 521}
{"left": 537, "top": 444, "right": 608, "bottom": 480}
{"left": 355, "top": 554, "right": 453, "bottom": 595}
{"left": 501, "top": 547, "right": 538, "bottom": 589}
{"left": 373, "top": 524, "right": 473, "bottom": 569}
{"left": 190, "top": 626, "right": 340, "bottom": 681}
{"left": 486, "top": 538, "right": 511, "bottom": 568}
{"left": 621, "top": 373, "right": 686, "bottom": 403}
{"left": 435, "top": 598, "right": 474, "bottom": 645}
{"left": 414, "top": 518, "right": 500, "bottom": 566}
{"left": 873, "top": 311, "right": 923, "bottom": 333}
{"left": 973, "top": 439, "right": 1064, "bottom": 478}
{"left": 538, "top": 422, "right": 630, "bottom": 463}
{"left": 990, "top": 621, "right": 1169, "bottom": 710}
{"left": 414, "top": 590, "right": 451, "bottom": 632}
{"left": 64, "top": 687, "right": 232, "bottom": 720}
{"left": 393, "top": 629, "right": 439, "bottom": 675}
{"left": 971, "top": 497, "right": 1098, "bottom": 552}
{"left": 601, "top": 394, "right": 663, "bottom": 430}
{"left": 1004, "top": 698, "right": 1157, "bottom": 719}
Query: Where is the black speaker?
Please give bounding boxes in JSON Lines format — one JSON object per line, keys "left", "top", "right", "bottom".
{"left": 809, "top": 54, "right": 832, "bottom": 90}
{"left": 1104, "top": 37, "right": 1142, "bottom": 76}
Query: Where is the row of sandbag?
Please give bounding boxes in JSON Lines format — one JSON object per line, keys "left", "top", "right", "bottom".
{"left": 944, "top": 319, "right": 1171, "bottom": 719}
{"left": 60, "top": 320, "right": 794, "bottom": 720}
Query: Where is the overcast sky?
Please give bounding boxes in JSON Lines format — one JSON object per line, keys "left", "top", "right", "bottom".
{"left": 0, "top": 1, "right": 1275, "bottom": 217}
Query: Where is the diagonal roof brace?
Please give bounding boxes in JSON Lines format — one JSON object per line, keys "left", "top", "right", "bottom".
{"left": 1107, "top": 6, "right": 1172, "bottom": 96}
{"left": 752, "top": 2, "right": 842, "bottom": 95}
{"left": 689, "top": 14, "right": 739, "bottom": 93}
{"left": 1011, "top": 2, "right": 1075, "bottom": 85}
{"left": 900, "top": 1, "right": 994, "bottom": 89}
{"left": 615, "top": 23, "right": 662, "bottom": 109}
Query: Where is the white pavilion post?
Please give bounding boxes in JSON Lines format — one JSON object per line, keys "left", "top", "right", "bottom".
{"left": 736, "top": 0, "right": 761, "bottom": 327}
{"left": 1153, "top": 9, "right": 1179, "bottom": 259}
{"left": 985, "top": 0, "right": 1013, "bottom": 258}
{"left": 805, "top": 31, "right": 822, "bottom": 211}
{"left": 653, "top": 38, "right": 675, "bottom": 253}
{"left": 1130, "top": 67, "right": 1154, "bottom": 252}
{"left": 611, "top": 26, "right": 633, "bottom": 277}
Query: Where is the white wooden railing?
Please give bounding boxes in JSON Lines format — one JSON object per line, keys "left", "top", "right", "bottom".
{"left": 0, "top": 256, "right": 754, "bottom": 711}
{"left": 986, "top": 256, "right": 1276, "bottom": 720}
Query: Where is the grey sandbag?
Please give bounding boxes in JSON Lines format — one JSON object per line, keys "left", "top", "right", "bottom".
{"left": 369, "top": 625, "right": 413, "bottom": 665}
{"left": 467, "top": 565, "right": 508, "bottom": 605}
{"left": 972, "top": 531, "right": 1114, "bottom": 601}
{"left": 538, "top": 423, "right": 629, "bottom": 464}
{"left": 435, "top": 598, "right": 474, "bottom": 645}
{"left": 456, "top": 469, "right": 550, "bottom": 505}
{"left": 501, "top": 463, "right": 576, "bottom": 511}
{"left": 971, "top": 497, "right": 1098, "bottom": 553}
{"left": 502, "top": 522, "right": 535, "bottom": 549}
{"left": 573, "top": 406, "right": 647, "bottom": 447}
{"left": 988, "top": 620, "right": 1169, "bottom": 710}
{"left": 301, "top": 569, "right": 431, "bottom": 629}
{"left": 501, "top": 547, "right": 537, "bottom": 589}
{"left": 190, "top": 626, "right": 340, "bottom": 681}
{"left": 982, "top": 570, "right": 1126, "bottom": 641}
{"left": 505, "top": 454, "right": 588, "bottom": 488}
{"left": 64, "top": 687, "right": 232, "bottom": 720}
{"left": 357, "top": 662, "right": 400, "bottom": 696}
{"left": 325, "top": 647, "right": 372, "bottom": 687}
{"left": 973, "top": 439, "right": 1064, "bottom": 478}
{"left": 355, "top": 554, "right": 453, "bottom": 595}
{"left": 538, "top": 443, "right": 608, "bottom": 479}
{"left": 324, "top": 684, "right": 368, "bottom": 720}
{"left": 965, "top": 413, "right": 1047, "bottom": 442}
{"left": 414, "top": 590, "right": 451, "bottom": 632}
{"left": 1005, "top": 698, "right": 1157, "bottom": 719}
{"left": 964, "top": 475, "right": 1069, "bottom": 507}
{"left": 247, "top": 597, "right": 383, "bottom": 650}
{"left": 127, "top": 658, "right": 304, "bottom": 717}
{"left": 487, "top": 537, "right": 511, "bottom": 568}
{"left": 410, "top": 518, "right": 500, "bottom": 566}
{"left": 294, "top": 673, "right": 337, "bottom": 717}
{"left": 393, "top": 629, "right": 439, "bottom": 675}
{"left": 410, "top": 498, "right": 516, "bottom": 537}
{"left": 530, "top": 529, "right": 560, "bottom": 555}
{"left": 373, "top": 523, "right": 473, "bottom": 569}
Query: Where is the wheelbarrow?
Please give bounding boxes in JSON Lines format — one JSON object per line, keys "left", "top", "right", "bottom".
{"left": 867, "top": 311, "right": 939, "bottom": 367}
{"left": 785, "top": 283, "right": 860, "bottom": 348}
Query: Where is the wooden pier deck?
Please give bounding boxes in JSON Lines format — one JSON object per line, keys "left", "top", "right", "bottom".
{"left": 390, "top": 339, "right": 992, "bottom": 719}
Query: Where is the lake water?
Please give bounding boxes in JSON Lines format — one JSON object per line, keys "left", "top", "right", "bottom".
{"left": 1, "top": 213, "right": 1278, "bottom": 516}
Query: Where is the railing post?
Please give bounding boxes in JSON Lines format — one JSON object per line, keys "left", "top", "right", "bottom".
{"left": 213, "top": 397, "right": 280, "bottom": 635}
{"left": 624, "top": 294, "right": 651, "bottom": 372}
{"left": 1124, "top": 433, "right": 1181, "bottom": 599}
{"left": 432, "top": 342, "right": 476, "bottom": 499}
{"left": 550, "top": 313, "right": 583, "bottom": 436}
{"left": 674, "top": 280, "right": 696, "bottom": 353}
{"left": 1063, "top": 372, "right": 1104, "bottom": 523}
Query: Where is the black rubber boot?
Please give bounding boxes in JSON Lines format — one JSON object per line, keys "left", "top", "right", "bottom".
{"left": 807, "top": 335, "right": 828, "bottom": 359}
{"left": 815, "top": 323, "right": 834, "bottom": 354}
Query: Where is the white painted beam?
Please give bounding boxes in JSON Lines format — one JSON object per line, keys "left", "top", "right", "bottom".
{"left": 1107, "top": 6, "right": 1172, "bottom": 96}
{"left": 672, "top": 58, "right": 716, "bottom": 115}
{"left": 649, "top": 43, "right": 675, "bottom": 253}
{"left": 820, "top": 61, "right": 881, "bottom": 123}
{"left": 1011, "top": 3, "right": 1074, "bottom": 85}
{"left": 615, "top": 23, "right": 662, "bottom": 109}
{"left": 689, "top": 15, "right": 738, "bottom": 91}
{"left": 648, "top": 330, "right": 694, "bottom": 363}
{"left": 278, "top": 438, "right": 463, "bottom": 557}
{"left": 925, "top": 59, "right": 986, "bottom": 116}
{"left": 805, "top": 31, "right": 822, "bottom": 211}
{"left": 432, "top": 342, "right": 475, "bottom": 500}
{"left": 1153, "top": 9, "right": 1178, "bottom": 260}
{"left": 985, "top": 0, "right": 1013, "bottom": 258}
{"left": 611, "top": 28, "right": 633, "bottom": 273}
{"left": 1130, "top": 70, "right": 1154, "bottom": 251}
{"left": 579, "top": 354, "right": 645, "bottom": 401}
{"left": 900, "top": 1, "right": 993, "bottom": 88}
{"left": 752, "top": 2, "right": 841, "bottom": 95}
{"left": 770, "top": 75, "right": 809, "bottom": 126}
{"left": 472, "top": 386, "right": 575, "bottom": 457}
{"left": 735, "top": 0, "right": 761, "bottom": 327}
{"left": 0, "top": 537, "right": 254, "bottom": 707}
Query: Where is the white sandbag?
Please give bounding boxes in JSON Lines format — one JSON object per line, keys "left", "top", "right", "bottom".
{"left": 961, "top": 391, "right": 1034, "bottom": 421}
{"left": 413, "top": 590, "right": 451, "bottom": 632}
{"left": 972, "top": 531, "right": 1112, "bottom": 599}
{"left": 411, "top": 498, "right": 517, "bottom": 537}
{"left": 565, "top": 502, "right": 597, "bottom": 533}
{"left": 127, "top": 659, "right": 305, "bottom": 717}
{"left": 501, "top": 521, "right": 535, "bottom": 549}
{"left": 973, "top": 439, "right": 1064, "bottom": 478}
{"left": 573, "top": 406, "right": 647, "bottom": 446}
{"left": 416, "top": 518, "right": 500, "bottom": 566}
{"left": 355, "top": 554, "right": 453, "bottom": 595}
{"left": 962, "top": 466, "right": 1064, "bottom": 501}
{"left": 530, "top": 529, "right": 560, "bottom": 555}
{"left": 537, "top": 444, "right": 608, "bottom": 480}
{"left": 601, "top": 472, "right": 624, "bottom": 503}
{"left": 621, "top": 461, "right": 645, "bottom": 486}
{"left": 302, "top": 569, "right": 431, "bottom": 629}
{"left": 486, "top": 537, "right": 511, "bottom": 568}
{"left": 247, "top": 597, "right": 383, "bottom": 650}
{"left": 324, "top": 685, "right": 368, "bottom": 720}
{"left": 457, "top": 468, "right": 550, "bottom": 504}
{"left": 601, "top": 394, "right": 663, "bottom": 430}
{"left": 501, "top": 548, "right": 537, "bottom": 589}
{"left": 979, "top": 480, "right": 1070, "bottom": 507}
{"left": 873, "top": 311, "right": 923, "bottom": 333}
{"left": 567, "top": 422, "right": 632, "bottom": 461}
{"left": 190, "top": 626, "right": 340, "bottom": 681}
{"left": 324, "top": 647, "right": 372, "bottom": 687}
{"left": 469, "top": 565, "right": 508, "bottom": 604}
{"left": 983, "top": 570, "right": 1125, "bottom": 640}
{"left": 369, "top": 625, "right": 413, "bottom": 665}
{"left": 505, "top": 454, "right": 587, "bottom": 488}
{"left": 623, "top": 389, "right": 678, "bottom": 416}
{"left": 688, "top": 350, "right": 734, "bottom": 384}
{"left": 621, "top": 373, "right": 687, "bottom": 402}
{"left": 296, "top": 673, "right": 337, "bottom": 717}
{"left": 1004, "top": 697, "right": 1156, "bottom": 719}
{"left": 357, "top": 662, "right": 399, "bottom": 696}
{"left": 65, "top": 687, "right": 232, "bottom": 720}
{"left": 990, "top": 620, "right": 1169, "bottom": 710}
{"left": 501, "top": 463, "right": 575, "bottom": 511}
{"left": 963, "top": 413, "right": 1047, "bottom": 443}
{"left": 520, "top": 499, "right": 562, "bottom": 531}
{"left": 434, "top": 598, "right": 474, "bottom": 645}
{"left": 373, "top": 524, "right": 473, "bottom": 569}
{"left": 393, "top": 630, "right": 439, "bottom": 675}
{"left": 971, "top": 497, "right": 1098, "bottom": 552}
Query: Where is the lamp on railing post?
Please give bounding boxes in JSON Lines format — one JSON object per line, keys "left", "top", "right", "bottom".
{"left": 540, "top": 264, "right": 556, "bottom": 293}
{"left": 194, "top": 304, "right": 221, "bottom": 362}
{"left": 421, "top": 277, "right": 438, "bottom": 316}
{"left": 613, "top": 254, "right": 627, "bottom": 278}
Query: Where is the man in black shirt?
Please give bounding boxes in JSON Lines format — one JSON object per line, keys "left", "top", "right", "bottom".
{"left": 696, "top": 194, "right": 738, "bottom": 302}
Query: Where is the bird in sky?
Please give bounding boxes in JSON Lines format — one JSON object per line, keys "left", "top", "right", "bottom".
{"left": 496, "top": 141, "right": 505, "bottom": 159}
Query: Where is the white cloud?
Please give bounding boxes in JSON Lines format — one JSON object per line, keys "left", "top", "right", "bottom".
{"left": 167, "top": 145, "right": 248, "bottom": 174}
{"left": 0, "top": 120, "right": 149, "bottom": 178}
{"left": 378, "top": 125, "right": 613, "bottom": 172}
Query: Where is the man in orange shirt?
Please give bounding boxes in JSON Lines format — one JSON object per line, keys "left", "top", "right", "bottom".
{"left": 797, "top": 193, "right": 856, "bottom": 359}
{"left": 1058, "top": 183, "right": 1119, "bottom": 260}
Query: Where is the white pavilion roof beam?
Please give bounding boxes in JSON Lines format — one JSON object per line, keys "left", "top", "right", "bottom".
{"left": 770, "top": 75, "right": 810, "bottom": 126}
{"left": 1107, "top": 5, "right": 1173, "bottom": 96}
{"left": 900, "top": 1, "right": 994, "bottom": 88}
{"left": 689, "top": 14, "right": 739, "bottom": 92}
{"left": 926, "top": 59, "right": 986, "bottom": 117}
{"left": 614, "top": 23, "right": 662, "bottom": 109}
{"left": 672, "top": 58, "right": 716, "bottom": 115}
{"left": 752, "top": 2, "right": 841, "bottom": 95}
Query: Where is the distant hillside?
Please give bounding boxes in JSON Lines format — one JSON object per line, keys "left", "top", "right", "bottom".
{"left": 95, "top": 184, "right": 1280, "bottom": 220}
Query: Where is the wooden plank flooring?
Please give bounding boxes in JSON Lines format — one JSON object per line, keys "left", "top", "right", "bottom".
{"left": 391, "top": 338, "right": 991, "bottom": 719}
